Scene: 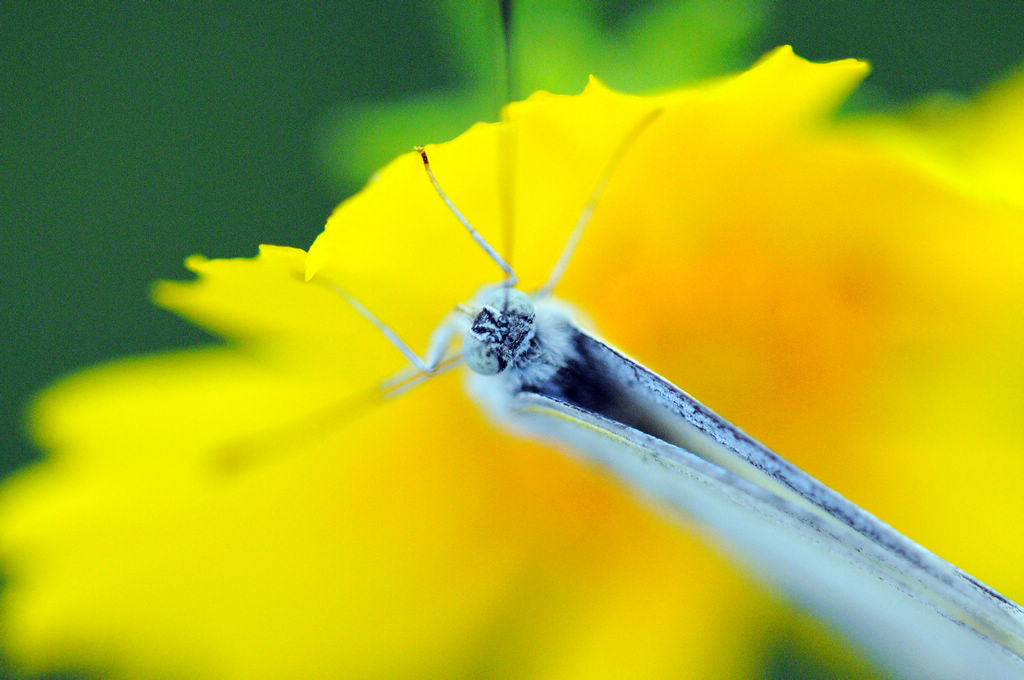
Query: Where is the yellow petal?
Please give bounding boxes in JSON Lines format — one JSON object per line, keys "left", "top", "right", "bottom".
{"left": 3, "top": 349, "right": 765, "bottom": 679}
{"left": 306, "top": 47, "right": 868, "bottom": 358}
{"left": 848, "top": 61, "right": 1024, "bottom": 210}
{"left": 154, "top": 245, "right": 405, "bottom": 384}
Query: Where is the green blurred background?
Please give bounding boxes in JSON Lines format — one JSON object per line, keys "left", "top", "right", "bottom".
{"left": 1, "top": 2, "right": 1022, "bottom": 678}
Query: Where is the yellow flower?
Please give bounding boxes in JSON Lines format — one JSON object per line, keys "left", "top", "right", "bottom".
{"left": 3, "top": 46, "right": 1023, "bottom": 679}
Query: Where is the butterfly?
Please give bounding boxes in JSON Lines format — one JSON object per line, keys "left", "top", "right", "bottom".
{"left": 309, "top": 10, "right": 1024, "bottom": 677}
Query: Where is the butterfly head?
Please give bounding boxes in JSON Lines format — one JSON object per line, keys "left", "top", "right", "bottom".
{"left": 462, "top": 288, "right": 536, "bottom": 375}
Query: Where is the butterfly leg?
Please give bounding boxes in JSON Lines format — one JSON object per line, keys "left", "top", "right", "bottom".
{"left": 327, "top": 283, "right": 466, "bottom": 373}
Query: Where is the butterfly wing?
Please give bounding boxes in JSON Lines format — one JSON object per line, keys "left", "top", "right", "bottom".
{"left": 495, "top": 328, "right": 1024, "bottom": 680}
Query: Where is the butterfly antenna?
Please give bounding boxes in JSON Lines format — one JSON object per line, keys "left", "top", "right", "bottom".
{"left": 499, "top": 0, "right": 516, "bottom": 105}
{"left": 417, "top": 146, "right": 518, "bottom": 287}
{"left": 498, "top": 0, "right": 518, "bottom": 305}
{"left": 534, "top": 108, "right": 665, "bottom": 298}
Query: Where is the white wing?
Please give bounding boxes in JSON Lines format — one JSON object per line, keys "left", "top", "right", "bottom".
{"left": 477, "top": 326, "right": 1024, "bottom": 680}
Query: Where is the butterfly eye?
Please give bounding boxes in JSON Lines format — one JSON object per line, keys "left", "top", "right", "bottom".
{"left": 462, "top": 335, "right": 505, "bottom": 375}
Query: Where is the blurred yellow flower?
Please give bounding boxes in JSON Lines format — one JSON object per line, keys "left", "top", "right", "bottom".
{"left": 2, "top": 46, "right": 1023, "bottom": 679}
